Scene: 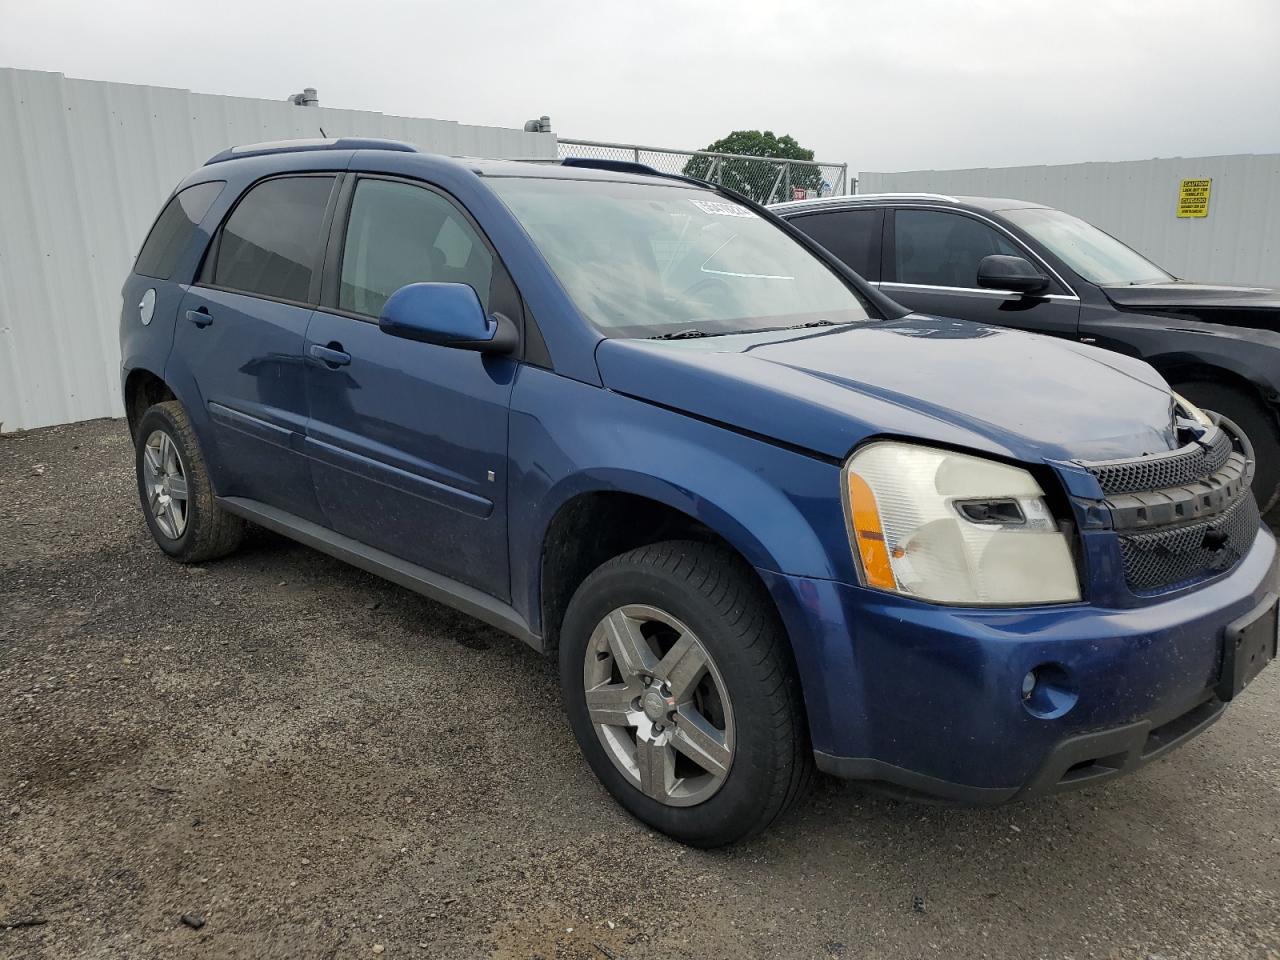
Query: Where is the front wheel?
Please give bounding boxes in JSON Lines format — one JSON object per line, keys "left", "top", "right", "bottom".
{"left": 559, "top": 541, "right": 812, "bottom": 847}
{"left": 1174, "top": 381, "right": 1280, "bottom": 521}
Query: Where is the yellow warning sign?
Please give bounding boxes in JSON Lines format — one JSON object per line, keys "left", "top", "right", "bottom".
{"left": 1177, "top": 178, "right": 1211, "bottom": 218}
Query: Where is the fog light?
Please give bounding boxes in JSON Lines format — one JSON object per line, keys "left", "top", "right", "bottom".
{"left": 1020, "top": 663, "right": 1078, "bottom": 719}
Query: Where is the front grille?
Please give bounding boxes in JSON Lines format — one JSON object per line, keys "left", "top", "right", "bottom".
{"left": 1118, "top": 491, "right": 1259, "bottom": 592}
{"left": 1077, "top": 425, "right": 1262, "bottom": 593}
{"left": 1086, "top": 430, "right": 1232, "bottom": 496}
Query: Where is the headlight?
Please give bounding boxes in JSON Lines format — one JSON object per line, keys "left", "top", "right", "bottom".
{"left": 843, "top": 442, "right": 1081, "bottom": 605}
{"left": 1172, "top": 392, "right": 1215, "bottom": 430}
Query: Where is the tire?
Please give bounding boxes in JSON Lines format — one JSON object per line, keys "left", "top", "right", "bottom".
{"left": 559, "top": 540, "right": 813, "bottom": 847}
{"left": 1174, "top": 381, "right": 1280, "bottom": 521}
{"left": 134, "top": 400, "right": 245, "bottom": 562}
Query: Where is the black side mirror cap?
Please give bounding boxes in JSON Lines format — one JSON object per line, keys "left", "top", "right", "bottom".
{"left": 451, "top": 312, "right": 519, "bottom": 354}
{"left": 976, "top": 255, "right": 1050, "bottom": 294}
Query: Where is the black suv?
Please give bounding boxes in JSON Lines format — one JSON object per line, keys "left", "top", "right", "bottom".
{"left": 771, "top": 193, "right": 1280, "bottom": 521}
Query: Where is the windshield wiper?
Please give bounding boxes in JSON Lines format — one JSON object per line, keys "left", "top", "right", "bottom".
{"left": 649, "top": 328, "right": 712, "bottom": 340}
{"left": 649, "top": 320, "right": 851, "bottom": 340}
{"left": 754, "top": 319, "right": 847, "bottom": 333}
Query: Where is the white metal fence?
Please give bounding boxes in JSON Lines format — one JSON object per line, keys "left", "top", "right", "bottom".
{"left": 0, "top": 68, "right": 556, "bottom": 432}
{"left": 859, "top": 154, "right": 1280, "bottom": 289}
{"left": 558, "top": 138, "right": 849, "bottom": 203}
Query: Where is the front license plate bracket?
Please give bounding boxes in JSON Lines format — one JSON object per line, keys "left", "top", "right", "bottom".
{"left": 1217, "top": 593, "right": 1279, "bottom": 702}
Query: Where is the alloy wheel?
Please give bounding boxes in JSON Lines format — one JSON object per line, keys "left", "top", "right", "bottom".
{"left": 142, "top": 429, "right": 188, "bottom": 540}
{"left": 582, "top": 604, "right": 734, "bottom": 807}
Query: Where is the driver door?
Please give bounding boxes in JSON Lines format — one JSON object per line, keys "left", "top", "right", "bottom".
{"left": 882, "top": 207, "right": 1081, "bottom": 339}
{"left": 303, "top": 176, "right": 518, "bottom": 599}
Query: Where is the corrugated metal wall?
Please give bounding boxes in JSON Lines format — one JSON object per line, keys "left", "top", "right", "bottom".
{"left": 0, "top": 68, "right": 556, "bottom": 432}
{"left": 859, "top": 154, "right": 1280, "bottom": 289}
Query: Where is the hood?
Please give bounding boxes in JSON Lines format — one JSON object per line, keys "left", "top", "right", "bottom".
{"left": 1103, "top": 280, "right": 1280, "bottom": 311}
{"left": 596, "top": 316, "right": 1179, "bottom": 464}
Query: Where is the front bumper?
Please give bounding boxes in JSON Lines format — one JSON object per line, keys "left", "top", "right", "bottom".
{"left": 760, "top": 525, "right": 1278, "bottom": 804}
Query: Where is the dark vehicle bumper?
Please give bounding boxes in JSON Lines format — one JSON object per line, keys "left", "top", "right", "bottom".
{"left": 760, "top": 527, "right": 1279, "bottom": 804}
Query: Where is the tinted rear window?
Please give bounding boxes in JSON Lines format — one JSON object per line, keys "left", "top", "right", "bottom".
{"left": 789, "top": 208, "right": 883, "bottom": 280}
{"left": 212, "top": 176, "right": 335, "bottom": 303}
{"left": 134, "top": 181, "right": 225, "bottom": 280}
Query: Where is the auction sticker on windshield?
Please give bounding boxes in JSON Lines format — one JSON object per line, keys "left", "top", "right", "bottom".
{"left": 689, "top": 198, "right": 754, "bottom": 218}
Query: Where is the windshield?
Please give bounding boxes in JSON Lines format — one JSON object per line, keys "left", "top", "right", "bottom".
{"left": 489, "top": 177, "right": 874, "bottom": 338}
{"left": 1002, "top": 207, "right": 1172, "bottom": 286}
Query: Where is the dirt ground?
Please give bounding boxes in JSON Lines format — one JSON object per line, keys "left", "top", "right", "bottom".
{"left": 2, "top": 418, "right": 1278, "bottom": 960}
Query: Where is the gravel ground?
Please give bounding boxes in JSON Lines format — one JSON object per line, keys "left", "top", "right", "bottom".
{"left": 2, "top": 418, "right": 1279, "bottom": 960}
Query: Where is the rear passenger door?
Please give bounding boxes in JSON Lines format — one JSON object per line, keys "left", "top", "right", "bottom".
{"left": 882, "top": 207, "right": 1080, "bottom": 338}
{"left": 125, "top": 180, "right": 226, "bottom": 398}
{"left": 303, "top": 175, "right": 517, "bottom": 600}
{"left": 174, "top": 174, "right": 337, "bottom": 523}
{"left": 783, "top": 207, "right": 883, "bottom": 283}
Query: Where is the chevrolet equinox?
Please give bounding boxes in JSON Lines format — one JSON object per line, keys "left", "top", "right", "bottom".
{"left": 120, "top": 139, "right": 1278, "bottom": 846}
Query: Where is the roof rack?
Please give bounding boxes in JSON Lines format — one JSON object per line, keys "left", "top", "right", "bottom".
{"left": 204, "top": 137, "right": 418, "bottom": 166}
{"left": 559, "top": 157, "right": 668, "bottom": 177}
{"left": 770, "top": 192, "right": 961, "bottom": 209}
{"left": 842, "top": 192, "right": 959, "bottom": 202}
{"left": 559, "top": 156, "right": 716, "bottom": 193}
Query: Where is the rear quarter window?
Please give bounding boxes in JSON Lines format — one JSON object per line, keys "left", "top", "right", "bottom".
{"left": 134, "top": 181, "right": 225, "bottom": 280}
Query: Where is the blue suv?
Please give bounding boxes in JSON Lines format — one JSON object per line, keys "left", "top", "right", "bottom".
{"left": 121, "top": 139, "right": 1278, "bottom": 846}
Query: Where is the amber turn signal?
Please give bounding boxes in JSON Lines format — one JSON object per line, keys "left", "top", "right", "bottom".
{"left": 846, "top": 471, "right": 898, "bottom": 591}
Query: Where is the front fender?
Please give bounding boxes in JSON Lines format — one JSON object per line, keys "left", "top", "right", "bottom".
{"left": 507, "top": 366, "right": 854, "bottom": 634}
{"left": 1083, "top": 306, "right": 1280, "bottom": 404}
{"left": 1146, "top": 347, "right": 1280, "bottom": 406}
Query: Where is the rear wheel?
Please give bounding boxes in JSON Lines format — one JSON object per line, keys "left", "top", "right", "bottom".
{"left": 134, "top": 401, "right": 245, "bottom": 562}
{"left": 559, "top": 540, "right": 812, "bottom": 847}
{"left": 1174, "top": 380, "right": 1280, "bottom": 521}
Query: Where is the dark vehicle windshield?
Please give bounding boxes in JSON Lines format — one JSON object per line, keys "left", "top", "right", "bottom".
{"left": 489, "top": 177, "right": 874, "bottom": 338}
{"left": 1002, "top": 207, "right": 1173, "bottom": 286}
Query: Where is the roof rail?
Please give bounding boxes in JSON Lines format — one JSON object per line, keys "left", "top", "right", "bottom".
{"left": 556, "top": 156, "right": 787, "bottom": 227}
{"left": 204, "top": 137, "right": 418, "bottom": 166}
{"left": 559, "top": 157, "right": 666, "bottom": 177}
{"left": 558, "top": 156, "right": 715, "bottom": 194}
{"left": 771, "top": 191, "right": 960, "bottom": 208}
{"left": 840, "top": 192, "right": 958, "bottom": 203}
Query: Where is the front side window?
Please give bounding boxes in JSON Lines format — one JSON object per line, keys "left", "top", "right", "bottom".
{"left": 134, "top": 181, "right": 225, "bottom": 280}
{"left": 489, "top": 177, "right": 873, "bottom": 339}
{"left": 339, "top": 179, "right": 493, "bottom": 317}
{"left": 212, "top": 176, "right": 335, "bottom": 302}
{"left": 788, "top": 208, "right": 883, "bottom": 281}
{"left": 1002, "top": 207, "right": 1172, "bottom": 285}
{"left": 892, "top": 209, "right": 1023, "bottom": 288}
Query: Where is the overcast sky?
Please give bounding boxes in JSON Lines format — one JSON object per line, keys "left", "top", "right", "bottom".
{"left": 2, "top": 0, "right": 1277, "bottom": 173}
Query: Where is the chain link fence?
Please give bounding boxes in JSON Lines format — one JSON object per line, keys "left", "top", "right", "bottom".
{"left": 557, "top": 138, "right": 849, "bottom": 204}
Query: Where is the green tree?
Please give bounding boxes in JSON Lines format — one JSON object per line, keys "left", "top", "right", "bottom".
{"left": 683, "top": 130, "right": 823, "bottom": 203}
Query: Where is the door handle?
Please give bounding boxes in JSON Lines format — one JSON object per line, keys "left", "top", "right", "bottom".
{"left": 184, "top": 308, "right": 213, "bottom": 328}
{"left": 309, "top": 343, "right": 351, "bottom": 367}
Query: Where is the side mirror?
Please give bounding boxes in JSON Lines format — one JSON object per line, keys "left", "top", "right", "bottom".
{"left": 378, "top": 282, "right": 517, "bottom": 354}
{"left": 976, "top": 255, "right": 1050, "bottom": 294}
